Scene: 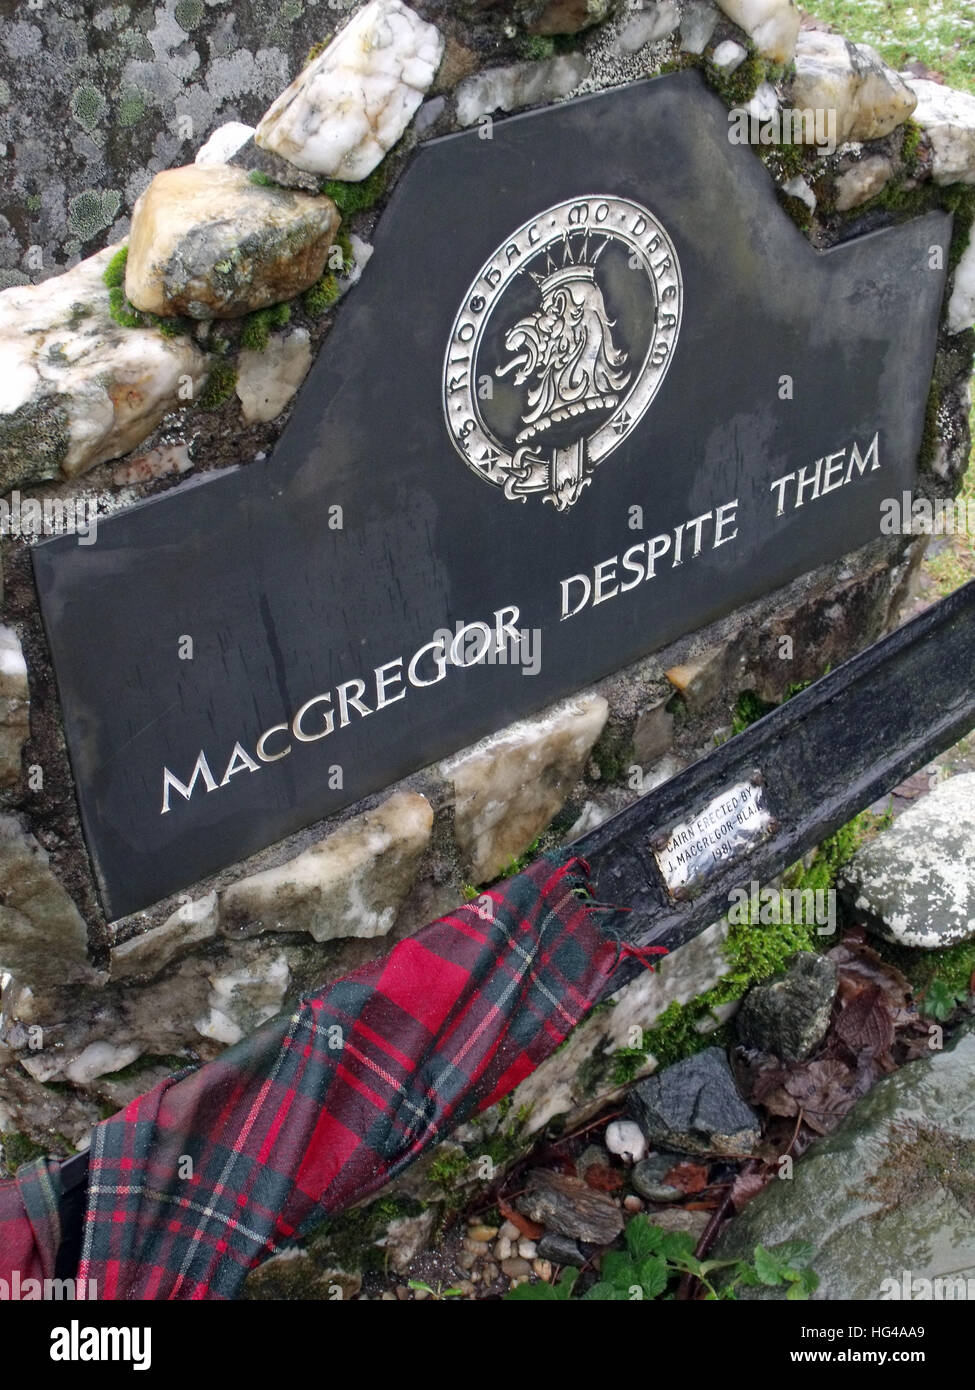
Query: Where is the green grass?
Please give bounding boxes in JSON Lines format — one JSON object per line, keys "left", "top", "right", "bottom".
{"left": 805, "top": 5, "right": 975, "bottom": 600}
{"left": 809, "top": 0, "right": 975, "bottom": 94}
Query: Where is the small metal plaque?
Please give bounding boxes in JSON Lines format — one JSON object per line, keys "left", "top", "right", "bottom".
{"left": 652, "top": 779, "right": 772, "bottom": 896}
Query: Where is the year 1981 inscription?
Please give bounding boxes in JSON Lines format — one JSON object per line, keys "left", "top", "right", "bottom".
{"left": 652, "top": 779, "right": 772, "bottom": 895}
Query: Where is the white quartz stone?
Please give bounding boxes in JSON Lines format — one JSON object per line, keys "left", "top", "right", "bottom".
{"left": 947, "top": 220, "right": 975, "bottom": 335}
{"left": 788, "top": 32, "right": 916, "bottom": 146}
{"left": 605, "top": 1120, "right": 647, "bottom": 1163}
{"left": 714, "top": 0, "right": 799, "bottom": 64}
{"left": 781, "top": 174, "right": 816, "bottom": 212}
{"left": 907, "top": 79, "right": 975, "bottom": 185}
{"left": 236, "top": 328, "right": 313, "bottom": 424}
{"left": 255, "top": 0, "right": 444, "bottom": 180}
{"left": 65, "top": 1041, "right": 143, "bottom": 1087}
{"left": 611, "top": 3, "right": 679, "bottom": 55}
{"left": 744, "top": 81, "right": 779, "bottom": 124}
{"left": 220, "top": 791, "right": 433, "bottom": 942}
{"left": 195, "top": 121, "right": 255, "bottom": 168}
{"left": 833, "top": 153, "right": 893, "bottom": 211}
{"left": 711, "top": 39, "right": 747, "bottom": 72}
{"left": 0, "top": 243, "right": 208, "bottom": 485}
{"left": 455, "top": 54, "right": 590, "bottom": 128}
{"left": 442, "top": 694, "right": 608, "bottom": 883}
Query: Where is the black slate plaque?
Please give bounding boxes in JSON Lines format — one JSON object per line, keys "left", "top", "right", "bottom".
{"left": 33, "top": 72, "right": 950, "bottom": 919}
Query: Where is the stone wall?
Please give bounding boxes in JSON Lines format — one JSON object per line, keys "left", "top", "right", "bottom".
{"left": 0, "top": 0, "right": 973, "bottom": 1228}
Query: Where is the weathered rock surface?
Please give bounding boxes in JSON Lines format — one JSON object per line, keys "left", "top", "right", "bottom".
{"left": 195, "top": 122, "right": 255, "bottom": 169}
{"left": 125, "top": 166, "right": 339, "bottom": 319}
{"left": 611, "top": 3, "right": 680, "bottom": 55}
{"left": 0, "top": 244, "right": 208, "bottom": 488}
{"left": 736, "top": 952, "right": 837, "bottom": 1061}
{"left": 220, "top": 791, "right": 433, "bottom": 942}
{"left": 839, "top": 773, "right": 975, "bottom": 949}
{"left": 520, "top": 0, "right": 615, "bottom": 36}
{"left": 455, "top": 54, "right": 591, "bottom": 128}
{"left": 908, "top": 79, "right": 975, "bottom": 185}
{"left": 833, "top": 153, "right": 894, "bottom": 211}
{"left": 235, "top": 328, "right": 314, "bottom": 424}
{"left": 243, "top": 1246, "right": 362, "bottom": 1301}
{"left": 628, "top": 1047, "right": 761, "bottom": 1156}
{"left": 714, "top": 0, "right": 799, "bottom": 64}
{"left": 714, "top": 1028, "right": 975, "bottom": 1299}
{"left": 195, "top": 951, "right": 291, "bottom": 1046}
{"left": 947, "top": 220, "right": 975, "bottom": 335}
{"left": 110, "top": 892, "right": 220, "bottom": 981}
{"left": 443, "top": 694, "right": 608, "bottom": 883}
{"left": 678, "top": 1, "right": 717, "bottom": 55}
{"left": 631, "top": 1153, "right": 686, "bottom": 1203}
{"left": 517, "top": 1170, "right": 624, "bottom": 1244}
{"left": 0, "top": 816, "right": 92, "bottom": 991}
{"left": 788, "top": 32, "right": 916, "bottom": 145}
{"left": 664, "top": 643, "right": 731, "bottom": 710}
{"left": 506, "top": 918, "right": 733, "bottom": 1135}
{"left": 255, "top": 0, "right": 443, "bottom": 180}
{"left": 0, "top": 627, "right": 29, "bottom": 789}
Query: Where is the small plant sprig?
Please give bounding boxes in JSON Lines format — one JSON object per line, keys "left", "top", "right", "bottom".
{"left": 407, "top": 1279, "right": 466, "bottom": 1300}
{"left": 505, "top": 1215, "right": 818, "bottom": 1301}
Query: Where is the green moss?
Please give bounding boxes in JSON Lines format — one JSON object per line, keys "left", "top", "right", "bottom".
{"left": 1, "top": 1131, "right": 47, "bottom": 1173}
{"left": 102, "top": 244, "right": 129, "bottom": 290}
{"left": 305, "top": 38, "right": 331, "bottom": 67}
{"left": 321, "top": 159, "right": 390, "bottom": 216}
{"left": 900, "top": 117, "right": 923, "bottom": 173}
{"left": 302, "top": 272, "right": 341, "bottom": 316}
{"left": 248, "top": 170, "right": 277, "bottom": 189}
{"left": 517, "top": 34, "right": 557, "bottom": 61}
{"left": 776, "top": 189, "right": 813, "bottom": 234}
{"left": 307, "top": 1193, "right": 425, "bottom": 1274}
{"left": 108, "top": 283, "right": 145, "bottom": 329}
{"left": 704, "top": 52, "right": 766, "bottom": 108}
{"left": 241, "top": 301, "right": 292, "bottom": 351}
{"left": 731, "top": 689, "right": 777, "bottom": 735}
{"left": 638, "top": 809, "right": 883, "bottom": 1069}
{"left": 590, "top": 726, "right": 634, "bottom": 785}
{"left": 197, "top": 360, "right": 238, "bottom": 411}
{"left": 611, "top": 1043, "right": 652, "bottom": 1086}
{"left": 427, "top": 1148, "right": 471, "bottom": 1191}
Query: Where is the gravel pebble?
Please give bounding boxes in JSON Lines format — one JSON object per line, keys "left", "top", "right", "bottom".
{"left": 467, "top": 1224, "right": 499, "bottom": 1243}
